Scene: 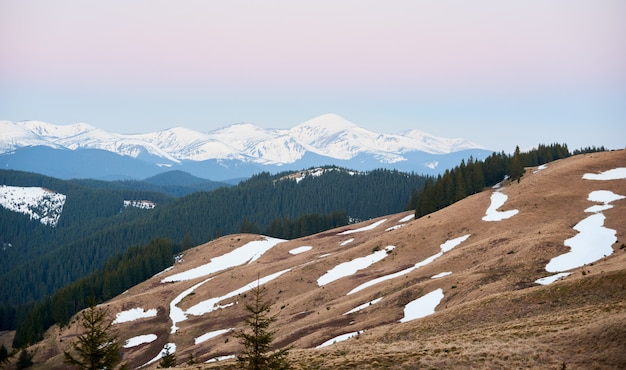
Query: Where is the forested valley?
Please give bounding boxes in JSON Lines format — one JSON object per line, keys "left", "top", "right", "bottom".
{"left": 0, "top": 166, "right": 427, "bottom": 345}
{"left": 0, "top": 143, "right": 606, "bottom": 349}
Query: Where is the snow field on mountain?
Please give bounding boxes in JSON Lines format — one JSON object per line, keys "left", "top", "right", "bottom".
{"left": 123, "top": 334, "right": 157, "bottom": 348}
{"left": 482, "top": 191, "right": 519, "bottom": 221}
{"left": 338, "top": 218, "right": 387, "bottom": 235}
{"left": 536, "top": 167, "right": 625, "bottom": 282}
{"left": 195, "top": 328, "right": 233, "bottom": 345}
{"left": 315, "top": 330, "right": 366, "bottom": 349}
{"left": 347, "top": 234, "right": 470, "bottom": 295}
{"left": 343, "top": 297, "right": 384, "bottom": 315}
{"left": 317, "top": 246, "right": 395, "bottom": 286}
{"left": 399, "top": 288, "right": 445, "bottom": 323}
{"left": 289, "top": 246, "right": 312, "bottom": 255}
{"left": 123, "top": 200, "right": 156, "bottom": 209}
{"left": 112, "top": 307, "right": 157, "bottom": 324}
{"left": 161, "top": 236, "right": 286, "bottom": 283}
{"left": 0, "top": 185, "right": 66, "bottom": 226}
{"left": 1, "top": 115, "right": 484, "bottom": 166}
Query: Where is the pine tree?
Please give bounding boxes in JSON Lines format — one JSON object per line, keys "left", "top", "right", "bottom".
{"left": 158, "top": 344, "right": 176, "bottom": 368}
{"left": 63, "top": 301, "right": 121, "bottom": 370}
{"left": 16, "top": 349, "right": 33, "bottom": 369}
{"left": 509, "top": 146, "right": 525, "bottom": 183}
{"left": 235, "top": 282, "right": 290, "bottom": 370}
{"left": 0, "top": 344, "right": 10, "bottom": 367}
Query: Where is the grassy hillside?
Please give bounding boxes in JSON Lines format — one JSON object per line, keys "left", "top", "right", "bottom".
{"left": 7, "top": 149, "right": 624, "bottom": 369}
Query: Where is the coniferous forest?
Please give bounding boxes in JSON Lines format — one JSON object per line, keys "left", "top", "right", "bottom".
{"left": 0, "top": 166, "right": 426, "bottom": 345}
{"left": 0, "top": 143, "right": 607, "bottom": 349}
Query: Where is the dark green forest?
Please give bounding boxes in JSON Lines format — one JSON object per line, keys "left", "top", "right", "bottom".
{"left": 0, "top": 166, "right": 426, "bottom": 342}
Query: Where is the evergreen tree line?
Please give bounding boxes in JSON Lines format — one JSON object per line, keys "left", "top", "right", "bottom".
{"left": 407, "top": 143, "right": 584, "bottom": 218}
{"left": 10, "top": 237, "right": 181, "bottom": 348}
{"left": 243, "top": 210, "right": 348, "bottom": 239}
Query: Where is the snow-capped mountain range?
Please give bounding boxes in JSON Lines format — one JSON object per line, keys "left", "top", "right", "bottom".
{"left": 0, "top": 114, "right": 490, "bottom": 181}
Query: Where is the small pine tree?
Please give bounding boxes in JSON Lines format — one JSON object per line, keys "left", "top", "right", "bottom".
{"left": 158, "top": 344, "right": 176, "bottom": 368}
{"left": 16, "top": 349, "right": 33, "bottom": 369}
{"left": 509, "top": 145, "right": 525, "bottom": 183}
{"left": 63, "top": 301, "right": 121, "bottom": 370}
{"left": 235, "top": 282, "right": 290, "bottom": 370}
{"left": 0, "top": 344, "right": 10, "bottom": 367}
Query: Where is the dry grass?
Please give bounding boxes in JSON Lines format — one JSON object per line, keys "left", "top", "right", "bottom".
{"left": 5, "top": 150, "right": 626, "bottom": 370}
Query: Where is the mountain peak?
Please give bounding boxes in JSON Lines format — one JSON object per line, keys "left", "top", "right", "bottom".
{"left": 295, "top": 113, "right": 360, "bottom": 132}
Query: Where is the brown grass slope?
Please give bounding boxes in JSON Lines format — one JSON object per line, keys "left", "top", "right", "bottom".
{"left": 15, "top": 150, "right": 626, "bottom": 369}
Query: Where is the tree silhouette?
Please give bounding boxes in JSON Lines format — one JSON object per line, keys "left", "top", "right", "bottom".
{"left": 235, "top": 281, "right": 290, "bottom": 370}
{"left": 63, "top": 301, "right": 120, "bottom": 370}
{"left": 158, "top": 344, "right": 176, "bottom": 368}
{"left": 16, "top": 349, "right": 33, "bottom": 369}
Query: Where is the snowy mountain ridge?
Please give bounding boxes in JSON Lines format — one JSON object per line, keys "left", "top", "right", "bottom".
{"left": 0, "top": 114, "right": 483, "bottom": 166}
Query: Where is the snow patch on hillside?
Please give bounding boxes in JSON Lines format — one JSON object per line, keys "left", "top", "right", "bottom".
{"left": 348, "top": 235, "right": 470, "bottom": 295}
{"left": 124, "top": 200, "right": 156, "bottom": 209}
{"left": 113, "top": 307, "right": 157, "bottom": 324}
{"left": 482, "top": 191, "right": 519, "bottom": 221}
{"left": 317, "top": 246, "right": 395, "bottom": 286}
{"left": 162, "top": 236, "right": 285, "bottom": 283}
{"left": 315, "top": 330, "right": 366, "bottom": 348}
{"left": 582, "top": 167, "right": 626, "bottom": 180}
{"left": 399, "top": 288, "right": 444, "bottom": 323}
{"left": 124, "top": 334, "right": 157, "bottom": 348}
{"left": 338, "top": 219, "right": 387, "bottom": 235}
{"left": 195, "top": 328, "right": 233, "bottom": 345}
{"left": 0, "top": 185, "right": 66, "bottom": 226}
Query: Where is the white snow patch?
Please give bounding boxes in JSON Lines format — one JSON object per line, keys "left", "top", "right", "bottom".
{"left": 124, "top": 334, "right": 157, "bottom": 348}
{"left": 195, "top": 328, "right": 233, "bottom": 345}
{"left": 186, "top": 269, "right": 291, "bottom": 316}
{"left": 112, "top": 308, "right": 157, "bottom": 324}
{"left": 317, "top": 246, "right": 395, "bottom": 286}
{"left": 385, "top": 224, "right": 405, "bottom": 232}
{"left": 399, "top": 214, "right": 414, "bottom": 223}
{"left": 343, "top": 297, "right": 383, "bottom": 315}
{"left": 289, "top": 246, "right": 312, "bottom": 255}
{"left": 545, "top": 212, "right": 617, "bottom": 272}
{"left": 348, "top": 234, "right": 470, "bottom": 295}
{"left": 142, "top": 343, "right": 176, "bottom": 368}
{"left": 399, "top": 288, "right": 444, "bottom": 323}
{"left": 431, "top": 272, "right": 452, "bottom": 279}
{"left": 587, "top": 190, "right": 625, "bottom": 205}
{"left": 582, "top": 167, "right": 626, "bottom": 180}
{"left": 544, "top": 186, "right": 624, "bottom": 274}
{"left": 338, "top": 219, "right": 387, "bottom": 235}
{"left": 170, "top": 277, "right": 213, "bottom": 334}
{"left": 315, "top": 330, "right": 365, "bottom": 348}
{"left": 482, "top": 191, "right": 519, "bottom": 221}
{"left": 124, "top": 200, "right": 156, "bottom": 209}
{"left": 0, "top": 185, "right": 66, "bottom": 226}
{"left": 162, "top": 236, "right": 285, "bottom": 283}
{"left": 206, "top": 354, "right": 236, "bottom": 363}
{"left": 533, "top": 164, "right": 547, "bottom": 173}
{"left": 340, "top": 238, "right": 354, "bottom": 246}
{"left": 535, "top": 272, "right": 571, "bottom": 285}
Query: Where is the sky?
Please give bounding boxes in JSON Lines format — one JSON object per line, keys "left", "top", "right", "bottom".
{"left": 1, "top": 0, "right": 625, "bottom": 152}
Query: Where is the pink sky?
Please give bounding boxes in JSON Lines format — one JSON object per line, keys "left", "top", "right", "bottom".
{"left": 1, "top": 1, "right": 625, "bottom": 151}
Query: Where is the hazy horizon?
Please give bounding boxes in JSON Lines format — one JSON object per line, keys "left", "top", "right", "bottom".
{"left": 1, "top": 1, "right": 624, "bottom": 152}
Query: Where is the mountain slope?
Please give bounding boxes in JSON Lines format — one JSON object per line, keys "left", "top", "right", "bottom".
{"left": 19, "top": 150, "right": 626, "bottom": 369}
{"left": 0, "top": 115, "right": 489, "bottom": 180}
